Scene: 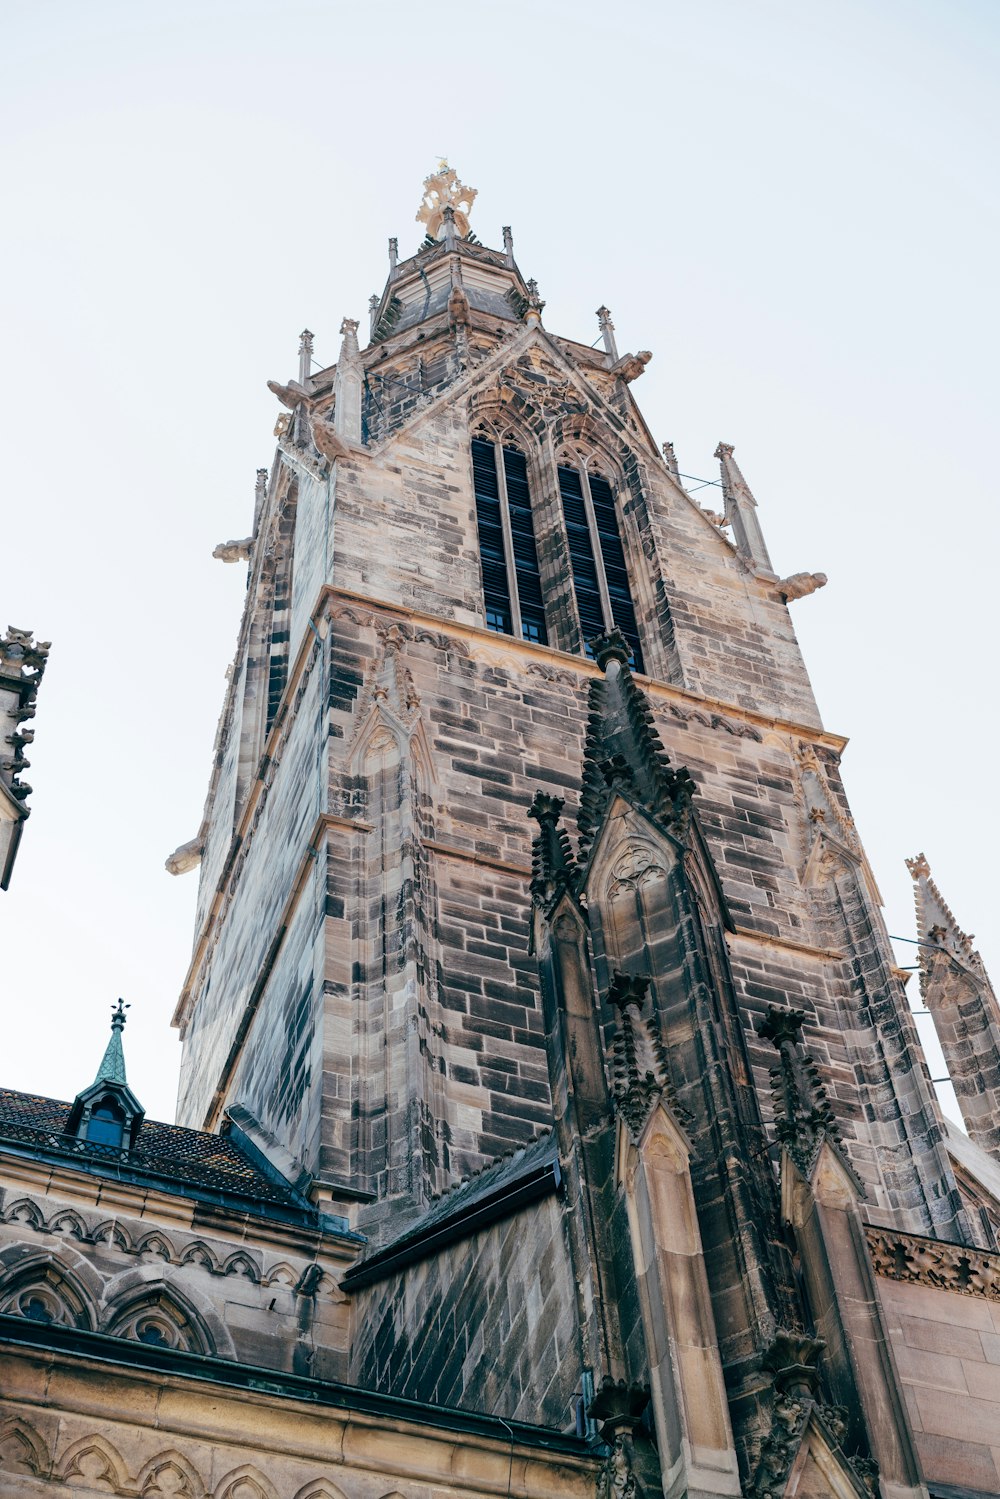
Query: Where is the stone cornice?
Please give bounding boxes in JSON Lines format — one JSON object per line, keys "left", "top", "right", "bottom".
{"left": 326, "top": 586, "right": 848, "bottom": 751}
{"left": 866, "top": 1223, "right": 1000, "bottom": 1299}
{"left": 0, "top": 1317, "right": 599, "bottom": 1493}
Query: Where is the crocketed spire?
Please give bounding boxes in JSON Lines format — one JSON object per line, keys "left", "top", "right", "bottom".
{"left": 577, "top": 628, "right": 695, "bottom": 862}
{"left": 93, "top": 998, "right": 129, "bottom": 1086}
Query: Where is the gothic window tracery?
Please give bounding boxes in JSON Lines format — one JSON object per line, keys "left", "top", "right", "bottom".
{"left": 470, "top": 430, "right": 548, "bottom": 644}
{"left": 556, "top": 449, "right": 644, "bottom": 672}
{"left": 469, "top": 424, "right": 645, "bottom": 670}
{"left": 0, "top": 1263, "right": 93, "bottom": 1329}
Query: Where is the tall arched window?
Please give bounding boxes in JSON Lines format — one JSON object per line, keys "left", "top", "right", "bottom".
{"left": 471, "top": 436, "right": 548, "bottom": 645}
{"left": 556, "top": 458, "right": 644, "bottom": 672}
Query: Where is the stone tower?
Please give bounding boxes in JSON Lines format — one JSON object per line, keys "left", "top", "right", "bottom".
{"left": 174, "top": 161, "right": 964, "bottom": 1241}
{"left": 6, "top": 164, "right": 1000, "bottom": 1499}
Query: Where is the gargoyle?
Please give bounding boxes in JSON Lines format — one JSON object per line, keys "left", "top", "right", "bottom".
{"left": 267, "top": 378, "right": 313, "bottom": 409}
{"left": 212, "top": 538, "right": 252, "bottom": 563}
{"left": 778, "top": 572, "right": 827, "bottom": 602}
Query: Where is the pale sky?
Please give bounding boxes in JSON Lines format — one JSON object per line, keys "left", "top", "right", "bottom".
{"left": 2, "top": 0, "right": 997, "bottom": 1125}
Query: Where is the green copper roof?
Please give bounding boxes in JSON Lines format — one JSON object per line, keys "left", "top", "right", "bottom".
{"left": 93, "top": 999, "right": 129, "bottom": 1085}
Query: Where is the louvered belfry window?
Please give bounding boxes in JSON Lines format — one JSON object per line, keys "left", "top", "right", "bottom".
{"left": 471, "top": 436, "right": 548, "bottom": 645}
{"left": 557, "top": 460, "right": 644, "bottom": 672}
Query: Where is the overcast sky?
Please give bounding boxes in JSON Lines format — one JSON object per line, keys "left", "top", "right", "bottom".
{"left": 2, "top": 0, "right": 997, "bottom": 1125}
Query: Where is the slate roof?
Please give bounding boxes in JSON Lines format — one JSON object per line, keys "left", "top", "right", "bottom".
{"left": 0, "top": 1087, "right": 303, "bottom": 1211}
{"left": 343, "top": 1130, "right": 560, "bottom": 1288}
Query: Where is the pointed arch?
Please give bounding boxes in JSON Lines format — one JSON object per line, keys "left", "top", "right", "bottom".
{"left": 47, "top": 1208, "right": 89, "bottom": 1240}
{"left": 136, "top": 1449, "right": 206, "bottom": 1498}
{"left": 213, "top": 1464, "right": 278, "bottom": 1499}
{"left": 292, "top": 1483, "right": 349, "bottom": 1499}
{"left": 91, "top": 1217, "right": 135, "bottom": 1253}
{"left": 136, "top": 1230, "right": 177, "bottom": 1263}
{"left": 178, "top": 1241, "right": 220, "bottom": 1274}
{"left": 0, "top": 1415, "right": 48, "bottom": 1478}
{"left": 58, "top": 1431, "right": 129, "bottom": 1491}
{"left": 261, "top": 1260, "right": 298, "bottom": 1289}
{"left": 2, "top": 1196, "right": 45, "bottom": 1231}
{"left": 220, "top": 1250, "right": 260, "bottom": 1283}
{"left": 101, "top": 1270, "right": 231, "bottom": 1356}
{"left": 0, "top": 1253, "right": 97, "bottom": 1329}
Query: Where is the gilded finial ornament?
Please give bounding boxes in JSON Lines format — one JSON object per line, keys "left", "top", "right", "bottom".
{"left": 416, "top": 160, "right": 478, "bottom": 240}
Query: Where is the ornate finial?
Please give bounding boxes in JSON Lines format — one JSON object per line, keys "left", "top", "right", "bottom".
{"left": 661, "top": 441, "right": 680, "bottom": 481}
{"left": 528, "top": 791, "right": 577, "bottom": 907}
{"left": 590, "top": 628, "right": 631, "bottom": 673}
{"left": 388, "top": 237, "right": 398, "bottom": 274}
{"left": 756, "top": 1005, "right": 846, "bottom": 1177}
{"left": 596, "top": 306, "right": 619, "bottom": 363}
{"left": 502, "top": 225, "right": 514, "bottom": 265}
{"left": 298, "top": 329, "right": 314, "bottom": 386}
{"left": 607, "top": 972, "right": 650, "bottom": 1012}
{"left": 416, "top": 161, "right": 478, "bottom": 240}
{"left": 92, "top": 999, "right": 131, "bottom": 1086}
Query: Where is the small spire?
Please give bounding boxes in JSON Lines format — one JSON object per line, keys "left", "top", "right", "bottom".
{"left": 368, "top": 294, "right": 380, "bottom": 340}
{"left": 94, "top": 999, "right": 130, "bottom": 1086}
{"left": 502, "top": 225, "right": 514, "bottom": 266}
{"left": 661, "top": 441, "right": 680, "bottom": 482}
{"left": 298, "top": 329, "right": 314, "bottom": 387}
{"left": 388, "top": 237, "right": 398, "bottom": 275}
{"left": 906, "top": 852, "right": 973, "bottom": 958}
{"left": 527, "top": 791, "right": 577, "bottom": 908}
{"left": 596, "top": 306, "right": 619, "bottom": 364}
{"left": 714, "top": 442, "right": 774, "bottom": 573}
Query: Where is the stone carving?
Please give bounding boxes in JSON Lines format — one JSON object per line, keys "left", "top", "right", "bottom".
{"left": 607, "top": 972, "right": 684, "bottom": 1138}
{"left": 266, "top": 378, "right": 312, "bottom": 410}
{"left": 778, "top": 571, "right": 827, "bottom": 602}
{"left": 416, "top": 160, "right": 477, "bottom": 240}
{"left": 1, "top": 626, "right": 50, "bottom": 819}
{"left": 527, "top": 792, "right": 577, "bottom": 910}
{"left": 756, "top": 1006, "right": 850, "bottom": 1180}
{"left": 212, "top": 538, "right": 252, "bottom": 564}
{"left": 0, "top": 1416, "right": 47, "bottom": 1477}
{"left": 866, "top": 1223, "right": 1000, "bottom": 1299}
{"left": 577, "top": 629, "right": 696, "bottom": 861}
{"left": 165, "top": 837, "right": 203, "bottom": 876}
{"left": 610, "top": 350, "right": 652, "bottom": 383}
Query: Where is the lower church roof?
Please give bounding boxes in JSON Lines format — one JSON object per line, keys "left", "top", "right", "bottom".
{"left": 0, "top": 1086, "right": 312, "bottom": 1219}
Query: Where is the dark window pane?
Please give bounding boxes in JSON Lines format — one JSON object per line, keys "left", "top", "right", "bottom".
{"left": 87, "top": 1101, "right": 125, "bottom": 1150}
{"left": 472, "top": 440, "right": 513, "bottom": 635}
{"left": 588, "top": 474, "right": 644, "bottom": 673}
{"left": 558, "top": 464, "right": 606, "bottom": 647}
{"left": 503, "top": 447, "right": 547, "bottom": 645}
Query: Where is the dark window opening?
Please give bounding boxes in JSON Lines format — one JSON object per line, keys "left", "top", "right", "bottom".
{"left": 86, "top": 1101, "right": 125, "bottom": 1150}
{"left": 472, "top": 438, "right": 547, "bottom": 645}
{"left": 502, "top": 446, "right": 548, "bottom": 646}
{"left": 137, "top": 1321, "right": 169, "bottom": 1346}
{"left": 22, "top": 1296, "right": 53, "bottom": 1323}
{"left": 589, "top": 473, "right": 644, "bottom": 673}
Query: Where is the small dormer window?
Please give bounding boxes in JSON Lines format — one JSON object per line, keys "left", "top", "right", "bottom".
{"left": 87, "top": 1101, "right": 125, "bottom": 1150}
{"left": 66, "top": 999, "right": 145, "bottom": 1155}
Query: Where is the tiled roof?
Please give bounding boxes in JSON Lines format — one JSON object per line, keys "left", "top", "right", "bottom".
{"left": 0, "top": 1088, "right": 301, "bottom": 1209}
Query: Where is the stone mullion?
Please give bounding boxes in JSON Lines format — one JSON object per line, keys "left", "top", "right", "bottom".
{"left": 579, "top": 461, "right": 617, "bottom": 635}
{"left": 539, "top": 431, "right": 587, "bottom": 654}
